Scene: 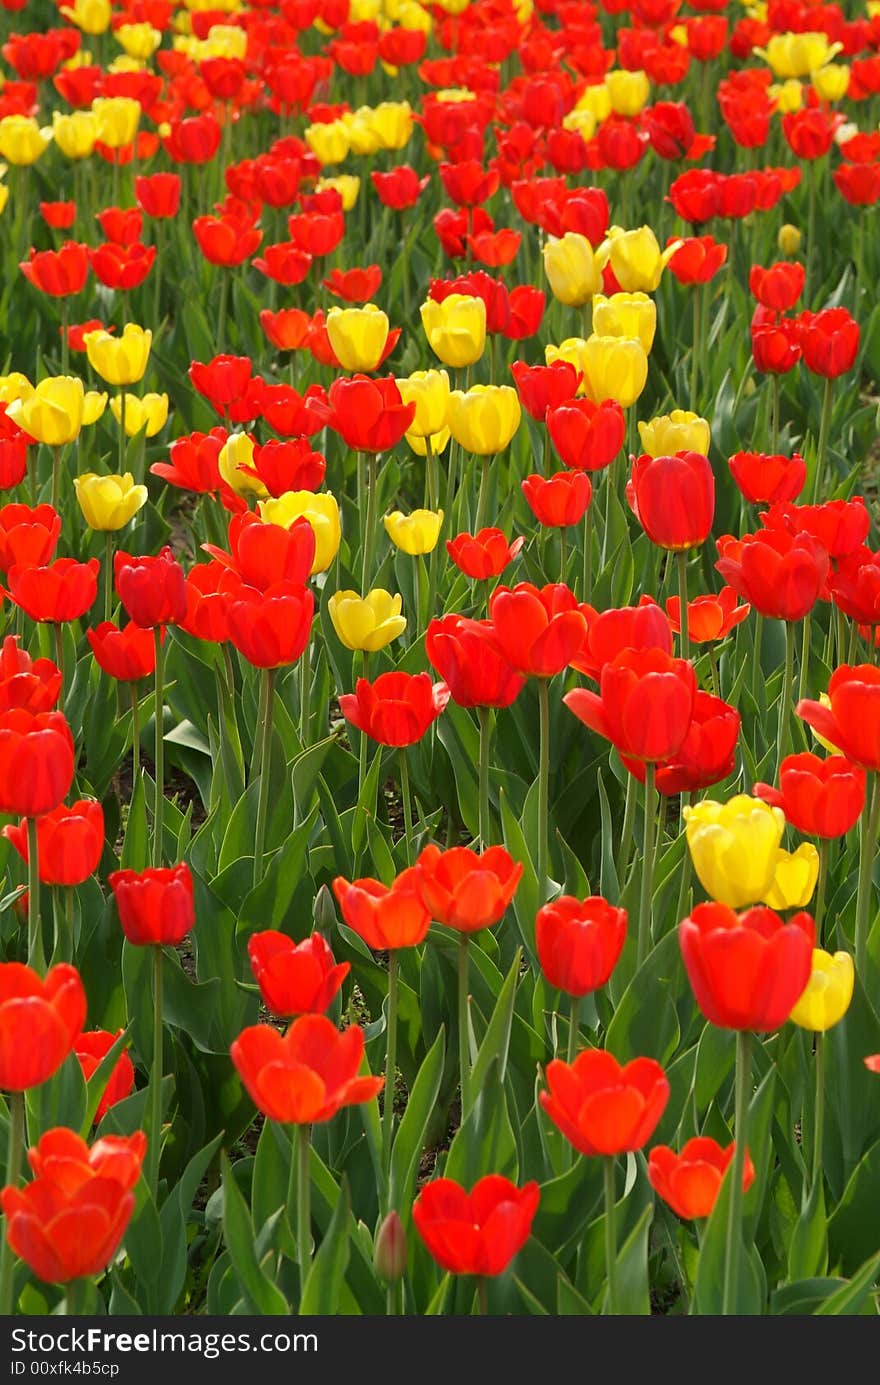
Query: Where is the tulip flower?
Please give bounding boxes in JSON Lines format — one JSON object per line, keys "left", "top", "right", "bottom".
{"left": 728, "top": 451, "right": 807, "bottom": 505}
{"left": 790, "top": 949, "right": 853, "bottom": 1034}
{"left": 109, "top": 393, "right": 168, "bottom": 438}
{"left": 325, "top": 304, "right": 390, "bottom": 371}
{"left": 396, "top": 369, "right": 451, "bottom": 441}
{"left": 543, "top": 232, "right": 601, "bottom": 306}
{"left": 247, "top": 931, "right": 349, "bottom": 1018}
{"left": 3, "top": 798, "right": 103, "bottom": 888}
{"left": 74, "top": 1031, "right": 135, "bottom": 1123}
{"left": 6, "top": 376, "right": 84, "bottom": 448}
{"left": 73, "top": 473, "right": 147, "bottom": 532}
{"left": 597, "top": 226, "right": 679, "bottom": 292}
{"left": 340, "top": 672, "right": 449, "bottom": 749}
{"left": 580, "top": 334, "right": 648, "bottom": 408}
{"left": 684, "top": 794, "right": 785, "bottom": 908}
{"left": 592, "top": 292, "right": 657, "bottom": 354}
{"left": 420, "top": 294, "right": 487, "bottom": 368}
{"left": 328, "top": 590, "right": 406, "bottom": 652}
{"left": 446, "top": 529, "right": 523, "bottom": 580}
{"left": 413, "top": 1176, "right": 539, "bottom": 1281}
{"left": 84, "top": 323, "right": 151, "bottom": 387}
{"left": 259, "top": 492, "right": 341, "bottom": 575}
{"left": 648, "top": 1139, "right": 755, "bottom": 1221}
{"left": 383, "top": 509, "right": 443, "bottom": 556}
{"left": 638, "top": 412, "right": 710, "bottom": 459}
{"left": 510, "top": 360, "right": 580, "bottom": 422}
{"left": 205, "top": 512, "right": 314, "bottom": 593}
{"left": 333, "top": 871, "right": 431, "bottom": 952}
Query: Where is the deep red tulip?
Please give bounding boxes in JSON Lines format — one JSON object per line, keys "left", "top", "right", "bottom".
{"left": 287, "top": 210, "right": 345, "bottom": 257}
{"left": 252, "top": 241, "right": 312, "bottom": 285}
{"left": 88, "top": 241, "right": 156, "bottom": 291}
{"left": 753, "top": 751, "right": 866, "bottom": 839}
{"left": 762, "top": 497, "right": 870, "bottom": 560}
{"left": 446, "top": 528, "right": 523, "bottom": 580}
{"left": 150, "top": 428, "right": 227, "bottom": 494}
{"left": 20, "top": 243, "right": 89, "bottom": 297}
{"left": 751, "top": 318, "right": 801, "bottom": 374}
{"left": 73, "top": 1032, "right": 135, "bottom": 1122}
{"left": 86, "top": 621, "right": 157, "bottom": 682}
{"left": 665, "top": 588, "right": 750, "bottom": 644}
{"left": 134, "top": 173, "right": 181, "bottom": 219}
{"left": 340, "top": 671, "right": 449, "bottom": 746}
{"left": 628, "top": 452, "right": 714, "bottom": 551}
{"left": 619, "top": 689, "right": 740, "bottom": 796}
{"left": 521, "top": 471, "right": 592, "bottom": 528}
{"left": 834, "top": 163, "right": 880, "bottom": 206}
{"left": 413, "top": 1175, "right": 539, "bottom": 1277}
{"left": 324, "top": 376, "right": 415, "bottom": 453}
{"left": 797, "top": 307, "right": 860, "bottom": 378}
{"left": 644, "top": 101, "right": 695, "bottom": 160}
{"left": 7, "top": 558, "right": 99, "bottom": 623}
{"left": 332, "top": 869, "right": 431, "bottom": 950}
{"left": 782, "top": 107, "right": 837, "bottom": 160}
{"left": 95, "top": 207, "right": 143, "bottom": 247}
{"left": 425, "top": 614, "right": 526, "bottom": 710}
{"left": 178, "top": 562, "right": 244, "bottom": 644}
{"left": 487, "top": 582, "right": 589, "bottom": 677}
{"left": 828, "top": 546, "right": 880, "bottom": 624}
{"left": 510, "top": 360, "right": 581, "bottom": 421}
{"left": 749, "top": 261, "right": 805, "bottom": 313}
{"left": 0, "top": 635, "right": 61, "bottom": 712}
{"left": 3, "top": 799, "right": 103, "bottom": 886}
{"left": 227, "top": 580, "right": 314, "bottom": 668}
{"left": 371, "top": 166, "right": 430, "bottom": 210}
{"left": 108, "top": 863, "right": 195, "bottom": 946}
{"left": 242, "top": 438, "right": 326, "bottom": 497}
{"left": 571, "top": 597, "right": 671, "bottom": 679}
{"left": 0, "top": 504, "right": 61, "bottom": 572}
{"left": 322, "top": 265, "right": 382, "bottom": 303}
{"left": 547, "top": 398, "right": 626, "bottom": 473}
{"left": 114, "top": 547, "right": 186, "bottom": 628}
{"left": 188, "top": 356, "right": 265, "bottom": 423}
{"left": 193, "top": 215, "right": 262, "bottom": 267}
{"left": 66, "top": 319, "right": 111, "bottom": 354}
{"left": 716, "top": 528, "right": 828, "bottom": 621}
{"left": 163, "top": 112, "right": 222, "bottom": 164}
{"left": 504, "top": 285, "right": 546, "bottom": 340}
{"left": 536, "top": 895, "right": 627, "bottom": 996}
{"left": 260, "top": 383, "right": 327, "bottom": 438}
{"left": 679, "top": 902, "right": 814, "bottom": 1030}
{"left": 230, "top": 1015, "right": 383, "bottom": 1123}
{"left": 415, "top": 844, "right": 522, "bottom": 934}
{"left": 666, "top": 234, "right": 727, "bottom": 284}
{"left": 668, "top": 169, "right": 720, "bottom": 224}
{"left": 565, "top": 647, "right": 696, "bottom": 762}
{"left": 0, "top": 412, "right": 28, "bottom": 490}
{"left": 247, "top": 931, "right": 349, "bottom": 1017}
{"left": 648, "top": 1138, "right": 755, "bottom": 1220}
{"left": 541, "top": 1049, "right": 670, "bottom": 1156}
{"left": 797, "top": 665, "right": 880, "bottom": 771}
{"left": 204, "top": 512, "right": 315, "bottom": 591}
{"left": 728, "top": 450, "right": 806, "bottom": 505}
{"left": 0, "top": 962, "right": 86, "bottom": 1090}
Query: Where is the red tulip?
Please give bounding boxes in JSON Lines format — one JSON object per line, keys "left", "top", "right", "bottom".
{"left": 425, "top": 614, "right": 526, "bottom": 709}
{"left": 323, "top": 265, "right": 382, "bottom": 303}
{"left": 371, "top": 165, "right": 430, "bottom": 210}
{"left": 204, "top": 512, "right": 315, "bottom": 591}
{"left": 226, "top": 580, "right": 313, "bottom": 668}
{"left": 247, "top": 931, "right": 349, "bottom": 1017}
{"left": 536, "top": 895, "right": 627, "bottom": 996}
{"left": 547, "top": 398, "right": 626, "bottom": 473}
{"left": 252, "top": 241, "right": 312, "bottom": 285}
{"left": 0, "top": 635, "right": 61, "bottom": 712}
{"left": 150, "top": 428, "right": 227, "bottom": 494}
{"left": 134, "top": 173, "right": 181, "bottom": 219}
{"left": 260, "top": 383, "right": 327, "bottom": 438}
{"left": 782, "top": 107, "right": 837, "bottom": 160}
{"left": 193, "top": 215, "right": 262, "bottom": 266}
{"left": 834, "top": 163, "right": 880, "bottom": 206}
{"left": 648, "top": 1138, "right": 755, "bottom": 1220}
{"left": 413, "top": 1175, "right": 539, "bottom": 1276}
{"left": 797, "top": 307, "right": 860, "bottom": 378}
{"left": 446, "top": 528, "right": 523, "bottom": 579}
{"left": 665, "top": 588, "right": 750, "bottom": 644}
{"left": 565, "top": 647, "right": 696, "bottom": 762}
{"left": 510, "top": 360, "right": 581, "bottom": 421}
{"left": 20, "top": 242, "right": 89, "bottom": 297}
{"left": 0, "top": 963, "right": 86, "bottom": 1090}
{"left": 7, "top": 558, "right": 99, "bottom": 623}
{"left": 332, "top": 870, "right": 431, "bottom": 950}
{"left": 666, "top": 234, "right": 728, "bottom": 284}
{"left": 230, "top": 1015, "right": 383, "bottom": 1123}
{"left": 340, "top": 671, "right": 449, "bottom": 746}
{"left": 828, "top": 547, "right": 880, "bottom": 624}
{"left": 728, "top": 450, "right": 806, "bottom": 505}
{"left": 753, "top": 751, "right": 866, "bottom": 839}
{"left": 287, "top": 210, "right": 345, "bottom": 257}
{"left": 0, "top": 709, "right": 75, "bottom": 816}
{"left": 521, "top": 471, "right": 592, "bottom": 528}
{"left": 620, "top": 689, "right": 740, "bottom": 796}
{"left": 540, "top": 1049, "right": 670, "bottom": 1155}
{"left": 679, "top": 902, "right": 814, "bottom": 1030}
{"left": 0, "top": 504, "right": 61, "bottom": 572}
{"left": 259, "top": 308, "right": 312, "bottom": 352}
{"left": 188, "top": 356, "right": 265, "bottom": 423}
{"left": 163, "top": 112, "right": 222, "bottom": 164}
{"left": 108, "top": 863, "right": 195, "bottom": 946}
{"left": 88, "top": 241, "right": 156, "bottom": 291}
{"left": 716, "top": 528, "right": 828, "bottom": 621}
{"left": 570, "top": 597, "right": 672, "bottom": 679}
{"left": 86, "top": 621, "right": 157, "bottom": 682}
{"left": 749, "top": 261, "right": 805, "bottom": 312}
{"left": 627, "top": 452, "right": 714, "bottom": 550}
{"left": 241, "top": 438, "right": 326, "bottom": 497}
{"left": 487, "top": 582, "right": 589, "bottom": 677}
{"left": 797, "top": 665, "right": 880, "bottom": 771}
{"left": 95, "top": 207, "right": 142, "bottom": 246}
{"left": 751, "top": 319, "right": 801, "bottom": 374}
{"left": 323, "top": 376, "right": 415, "bottom": 453}
{"left": 73, "top": 1032, "right": 135, "bottom": 1122}
{"left": 3, "top": 799, "right": 104, "bottom": 886}
{"left": 668, "top": 169, "right": 720, "bottom": 224}
{"left": 114, "top": 548, "right": 186, "bottom": 628}
{"left": 762, "top": 497, "right": 869, "bottom": 559}
{"left": 415, "top": 844, "right": 522, "bottom": 934}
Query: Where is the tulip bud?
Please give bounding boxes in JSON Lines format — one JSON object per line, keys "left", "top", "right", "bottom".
{"left": 373, "top": 1210, "right": 407, "bottom": 1283}
{"left": 778, "top": 223, "right": 802, "bottom": 257}
{"left": 313, "top": 883, "right": 337, "bottom": 937}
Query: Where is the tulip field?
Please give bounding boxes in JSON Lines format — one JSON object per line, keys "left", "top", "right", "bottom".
{"left": 2, "top": 0, "right": 880, "bottom": 1327}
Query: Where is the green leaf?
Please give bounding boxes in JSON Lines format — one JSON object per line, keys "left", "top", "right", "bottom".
{"left": 299, "top": 1177, "right": 352, "bottom": 1315}
{"left": 788, "top": 1177, "right": 828, "bottom": 1282}
{"left": 605, "top": 930, "right": 682, "bottom": 1065}
{"left": 80, "top": 1026, "right": 133, "bottom": 1136}
{"left": 609, "top": 1202, "right": 653, "bottom": 1316}
{"left": 390, "top": 1026, "right": 444, "bottom": 1222}
{"left": 220, "top": 1154, "right": 289, "bottom": 1315}
{"left": 813, "top": 1249, "right": 880, "bottom": 1315}
{"left": 470, "top": 948, "right": 521, "bottom": 1096}
{"left": 157, "top": 1133, "right": 224, "bottom": 1313}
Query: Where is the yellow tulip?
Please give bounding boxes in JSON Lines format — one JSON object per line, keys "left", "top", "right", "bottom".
{"left": 396, "top": 370, "right": 450, "bottom": 439}
{"left": 0, "top": 373, "right": 34, "bottom": 406}
{"left": 0, "top": 116, "right": 51, "bottom": 166}
{"left": 604, "top": 68, "right": 651, "bottom": 117}
{"left": 326, "top": 304, "right": 389, "bottom": 372}
{"left": 60, "top": 0, "right": 111, "bottom": 33}
{"left": 383, "top": 509, "right": 443, "bottom": 555}
{"left": 597, "top": 225, "right": 679, "bottom": 293}
{"left": 305, "top": 120, "right": 350, "bottom": 165}
{"left": 316, "top": 175, "right": 360, "bottom": 210}
{"left": 370, "top": 101, "right": 413, "bottom": 150}
{"left": 260, "top": 492, "right": 341, "bottom": 574}
{"left": 52, "top": 110, "right": 98, "bottom": 160}
{"left": 407, "top": 426, "right": 450, "bottom": 456}
{"left": 420, "top": 294, "right": 486, "bottom": 368}
{"left": 84, "top": 324, "right": 152, "bottom": 386}
{"left": 218, "top": 432, "right": 264, "bottom": 498}
{"left": 91, "top": 97, "right": 141, "bottom": 149}
{"left": 343, "top": 111, "right": 382, "bottom": 157}
{"left": 544, "top": 337, "right": 591, "bottom": 390}
{"left": 757, "top": 31, "right": 841, "bottom": 79}
{"left": 762, "top": 843, "right": 820, "bottom": 910}
{"left": 592, "top": 292, "right": 657, "bottom": 354}
{"left": 543, "top": 233, "right": 602, "bottom": 307}
{"left": 0, "top": 182, "right": 7, "bottom": 219}
{"left": 562, "top": 109, "right": 596, "bottom": 140}
{"left": 575, "top": 83, "right": 611, "bottom": 122}
{"left": 580, "top": 334, "right": 648, "bottom": 408}
{"left": 812, "top": 63, "right": 849, "bottom": 102}
{"left": 768, "top": 79, "right": 803, "bottom": 113}
{"left": 392, "top": 2, "right": 432, "bottom": 33}
{"left": 684, "top": 794, "right": 785, "bottom": 908}
{"left": 74, "top": 472, "right": 148, "bottom": 531}
{"left": 115, "top": 23, "right": 162, "bottom": 58}
{"left": 789, "top": 950, "right": 854, "bottom": 1032}
{"left": 7, "top": 376, "right": 85, "bottom": 447}
{"left": 328, "top": 589, "right": 407, "bottom": 652}
{"left": 638, "top": 410, "right": 710, "bottom": 458}
{"left": 110, "top": 392, "right": 169, "bottom": 438}
{"left": 447, "top": 385, "right": 521, "bottom": 455}
{"left": 778, "top": 223, "right": 802, "bottom": 257}
{"left": 82, "top": 390, "right": 108, "bottom": 424}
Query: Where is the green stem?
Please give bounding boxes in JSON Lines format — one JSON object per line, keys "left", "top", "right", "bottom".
{"left": 812, "top": 1031, "right": 825, "bottom": 1192}
{"left": 60, "top": 298, "right": 69, "bottom": 375}
{"left": 619, "top": 772, "right": 637, "bottom": 882}
{"left": 813, "top": 376, "right": 833, "bottom": 504}
{"left": 559, "top": 526, "right": 567, "bottom": 583}
{"left": 27, "top": 815, "right": 43, "bottom": 973}
{"left": 104, "top": 531, "right": 113, "bottom": 624}
{"left": 53, "top": 623, "right": 64, "bottom": 705}
{"left": 604, "top": 1157, "right": 619, "bottom": 1316}
{"left": 0, "top": 1091, "right": 25, "bottom": 1315}
{"left": 217, "top": 271, "right": 229, "bottom": 356}
{"left": 117, "top": 391, "right": 126, "bottom": 475}
{"left": 478, "top": 705, "right": 491, "bottom": 848}
{"left": 64, "top": 1277, "right": 88, "bottom": 1316}
{"left": 51, "top": 445, "right": 62, "bottom": 513}
{"left": 636, "top": 762, "right": 657, "bottom": 967}
{"left": 458, "top": 935, "right": 471, "bottom": 1122}
{"left": 253, "top": 667, "right": 276, "bottom": 888}
{"left": 295, "top": 1122, "right": 312, "bottom": 1294}
{"left": 855, "top": 771, "right": 880, "bottom": 977}
{"left": 722, "top": 1029, "right": 752, "bottom": 1316}
{"left": 806, "top": 158, "right": 818, "bottom": 307}
{"left": 130, "top": 685, "right": 140, "bottom": 786}
{"left": 583, "top": 500, "right": 593, "bottom": 604}
{"left": 382, "top": 951, "right": 398, "bottom": 1204}
{"left": 537, "top": 678, "right": 551, "bottom": 905}
{"left": 676, "top": 551, "right": 690, "bottom": 663}
{"left": 798, "top": 611, "right": 811, "bottom": 702}
{"left": 299, "top": 638, "right": 311, "bottom": 748}
{"left": 771, "top": 372, "right": 780, "bottom": 456}
{"left": 776, "top": 621, "right": 794, "bottom": 771}
{"left": 752, "top": 613, "right": 764, "bottom": 706}
{"left": 398, "top": 750, "right": 414, "bottom": 866}
{"left": 148, "top": 945, "right": 164, "bottom": 1196}
{"left": 691, "top": 283, "right": 701, "bottom": 411}
{"left": 152, "top": 626, "right": 165, "bottom": 867}
{"left": 361, "top": 451, "right": 378, "bottom": 593}
{"left": 814, "top": 837, "right": 829, "bottom": 945}
{"left": 566, "top": 992, "right": 581, "bottom": 1065}
{"left": 474, "top": 456, "right": 490, "bottom": 532}
{"left": 358, "top": 651, "right": 370, "bottom": 803}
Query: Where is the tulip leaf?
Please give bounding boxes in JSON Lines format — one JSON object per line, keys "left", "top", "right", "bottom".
{"left": 470, "top": 947, "right": 521, "bottom": 1096}
{"left": 604, "top": 930, "right": 682, "bottom": 1066}
{"left": 813, "top": 1248, "right": 880, "bottom": 1315}
{"left": 120, "top": 773, "right": 149, "bottom": 872}
{"left": 444, "top": 1058, "right": 517, "bottom": 1187}
{"left": 220, "top": 1153, "right": 289, "bottom": 1315}
{"left": 828, "top": 1135, "right": 880, "bottom": 1275}
{"left": 125, "top": 1179, "right": 164, "bottom": 1296}
{"left": 391, "top": 1025, "right": 445, "bottom": 1222}
{"left": 607, "top": 1201, "right": 653, "bottom": 1316}
{"left": 788, "top": 1177, "right": 828, "bottom": 1282}
{"left": 299, "top": 1176, "right": 351, "bottom": 1315}
{"left": 157, "top": 1132, "right": 224, "bottom": 1313}
{"left": 499, "top": 788, "right": 538, "bottom": 962}
{"left": 79, "top": 1024, "right": 133, "bottom": 1137}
